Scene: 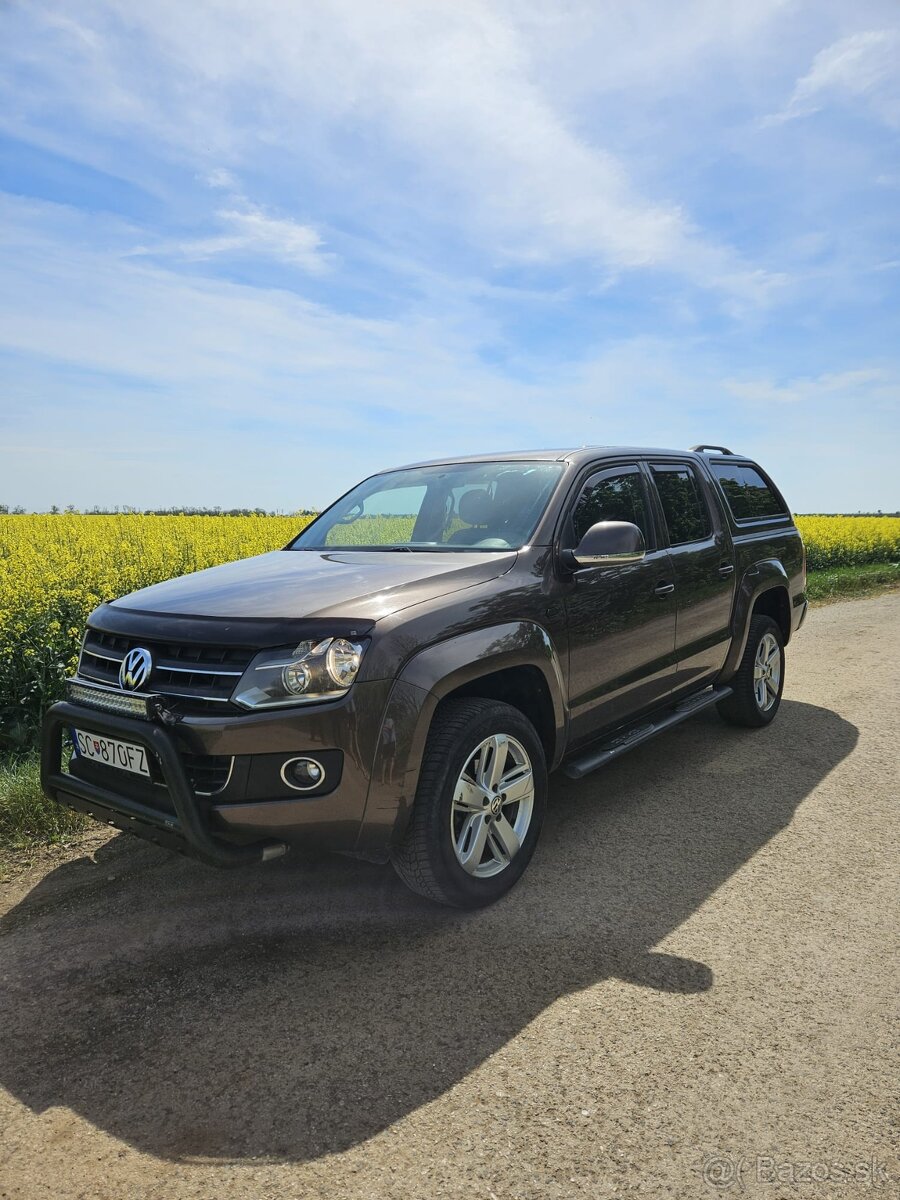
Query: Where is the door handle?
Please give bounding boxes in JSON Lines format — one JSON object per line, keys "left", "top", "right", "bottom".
{"left": 654, "top": 581, "right": 675, "bottom": 596}
{"left": 718, "top": 563, "right": 735, "bottom": 577}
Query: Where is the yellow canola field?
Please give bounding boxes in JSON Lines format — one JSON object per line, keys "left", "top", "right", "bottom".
{"left": 0, "top": 512, "right": 897, "bottom": 748}
{"left": 0, "top": 514, "right": 305, "bottom": 746}
{"left": 795, "top": 515, "right": 900, "bottom": 570}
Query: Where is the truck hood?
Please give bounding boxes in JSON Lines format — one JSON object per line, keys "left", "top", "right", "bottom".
{"left": 111, "top": 549, "right": 517, "bottom": 622}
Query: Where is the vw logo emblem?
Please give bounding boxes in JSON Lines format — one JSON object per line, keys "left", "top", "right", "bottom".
{"left": 119, "top": 647, "right": 152, "bottom": 691}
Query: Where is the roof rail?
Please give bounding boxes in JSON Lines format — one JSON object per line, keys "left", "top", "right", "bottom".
{"left": 690, "top": 444, "right": 734, "bottom": 455}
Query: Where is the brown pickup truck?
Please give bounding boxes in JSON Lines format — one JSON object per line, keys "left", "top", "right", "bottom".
{"left": 43, "top": 444, "right": 806, "bottom": 907}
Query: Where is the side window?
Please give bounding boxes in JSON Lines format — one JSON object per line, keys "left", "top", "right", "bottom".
{"left": 710, "top": 462, "right": 786, "bottom": 521}
{"left": 651, "top": 467, "right": 711, "bottom": 545}
{"left": 571, "top": 470, "right": 651, "bottom": 545}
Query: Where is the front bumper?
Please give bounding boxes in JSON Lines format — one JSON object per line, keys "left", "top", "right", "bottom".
{"left": 42, "top": 700, "right": 292, "bottom": 866}
{"left": 41, "top": 679, "right": 391, "bottom": 864}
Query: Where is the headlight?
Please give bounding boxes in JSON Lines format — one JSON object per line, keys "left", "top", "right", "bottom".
{"left": 232, "top": 637, "right": 367, "bottom": 709}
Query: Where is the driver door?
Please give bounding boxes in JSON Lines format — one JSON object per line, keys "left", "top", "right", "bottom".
{"left": 562, "top": 464, "right": 678, "bottom": 746}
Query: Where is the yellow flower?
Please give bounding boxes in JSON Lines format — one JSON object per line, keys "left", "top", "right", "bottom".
{"left": 2, "top": 510, "right": 898, "bottom": 747}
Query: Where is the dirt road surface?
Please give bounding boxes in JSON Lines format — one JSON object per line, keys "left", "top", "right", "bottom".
{"left": 1, "top": 594, "right": 898, "bottom": 1199}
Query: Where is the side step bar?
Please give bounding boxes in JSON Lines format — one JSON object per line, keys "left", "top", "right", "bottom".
{"left": 563, "top": 685, "right": 733, "bottom": 780}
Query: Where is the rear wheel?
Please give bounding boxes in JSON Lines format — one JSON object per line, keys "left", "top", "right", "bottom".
{"left": 391, "top": 698, "right": 547, "bottom": 908}
{"left": 718, "top": 614, "right": 785, "bottom": 728}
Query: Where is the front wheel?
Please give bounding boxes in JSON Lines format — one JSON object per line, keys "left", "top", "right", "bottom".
{"left": 391, "top": 698, "right": 547, "bottom": 908}
{"left": 718, "top": 614, "right": 785, "bottom": 728}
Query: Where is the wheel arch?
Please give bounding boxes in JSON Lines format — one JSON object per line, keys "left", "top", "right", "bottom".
{"left": 718, "top": 559, "right": 792, "bottom": 683}
{"left": 398, "top": 620, "right": 566, "bottom": 762}
{"left": 436, "top": 664, "right": 556, "bottom": 767}
{"left": 751, "top": 584, "right": 791, "bottom": 644}
{"left": 355, "top": 622, "right": 566, "bottom": 857}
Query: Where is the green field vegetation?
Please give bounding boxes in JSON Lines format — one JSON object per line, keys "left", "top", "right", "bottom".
{"left": 805, "top": 562, "right": 900, "bottom": 602}
{"left": 1, "top": 513, "right": 898, "bottom": 864}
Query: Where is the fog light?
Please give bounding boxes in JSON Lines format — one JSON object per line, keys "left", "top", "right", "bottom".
{"left": 280, "top": 756, "right": 326, "bottom": 792}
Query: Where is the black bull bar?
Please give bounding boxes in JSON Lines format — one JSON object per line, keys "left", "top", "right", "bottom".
{"left": 41, "top": 700, "right": 287, "bottom": 867}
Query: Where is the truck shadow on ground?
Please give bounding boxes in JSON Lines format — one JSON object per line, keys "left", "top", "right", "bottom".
{"left": 1, "top": 699, "right": 857, "bottom": 1163}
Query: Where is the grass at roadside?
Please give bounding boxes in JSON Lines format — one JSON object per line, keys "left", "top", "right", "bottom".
{"left": 2, "top": 563, "right": 898, "bottom": 864}
{"left": 806, "top": 561, "right": 900, "bottom": 602}
{"left": 0, "top": 755, "right": 85, "bottom": 870}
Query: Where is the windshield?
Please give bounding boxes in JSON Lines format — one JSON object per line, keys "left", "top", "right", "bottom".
{"left": 289, "top": 462, "right": 564, "bottom": 552}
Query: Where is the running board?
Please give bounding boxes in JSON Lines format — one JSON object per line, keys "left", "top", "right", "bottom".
{"left": 563, "top": 685, "right": 733, "bottom": 780}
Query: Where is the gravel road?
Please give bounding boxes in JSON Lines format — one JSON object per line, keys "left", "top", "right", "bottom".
{"left": 1, "top": 594, "right": 898, "bottom": 1199}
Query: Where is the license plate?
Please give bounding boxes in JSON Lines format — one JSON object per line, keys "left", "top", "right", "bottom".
{"left": 72, "top": 729, "right": 150, "bottom": 777}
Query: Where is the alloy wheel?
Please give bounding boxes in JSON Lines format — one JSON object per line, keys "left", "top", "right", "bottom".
{"left": 450, "top": 734, "right": 535, "bottom": 878}
{"left": 754, "top": 632, "right": 782, "bottom": 711}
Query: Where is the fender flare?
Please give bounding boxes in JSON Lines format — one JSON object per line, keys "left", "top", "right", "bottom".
{"left": 719, "top": 558, "right": 791, "bottom": 681}
{"left": 354, "top": 621, "right": 566, "bottom": 857}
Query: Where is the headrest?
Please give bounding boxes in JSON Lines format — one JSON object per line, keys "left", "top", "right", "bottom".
{"left": 493, "top": 472, "right": 533, "bottom": 517}
{"left": 458, "top": 488, "right": 494, "bottom": 526}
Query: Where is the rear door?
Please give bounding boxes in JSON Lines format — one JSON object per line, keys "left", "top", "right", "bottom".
{"left": 645, "top": 460, "right": 735, "bottom": 691}
{"left": 562, "top": 463, "right": 678, "bottom": 745}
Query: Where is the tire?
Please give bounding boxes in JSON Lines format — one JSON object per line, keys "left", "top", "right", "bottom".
{"left": 391, "top": 697, "right": 547, "bottom": 908}
{"left": 718, "top": 614, "right": 785, "bottom": 728}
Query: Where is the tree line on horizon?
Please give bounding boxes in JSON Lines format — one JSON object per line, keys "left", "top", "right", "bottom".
{"left": 0, "top": 503, "right": 897, "bottom": 518}
{"left": 0, "top": 504, "right": 318, "bottom": 517}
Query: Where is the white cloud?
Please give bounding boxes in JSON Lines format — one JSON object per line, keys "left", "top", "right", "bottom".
{"left": 203, "top": 167, "right": 238, "bottom": 190}
{"left": 168, "top": 204, "right": 329, "bottom": 272}
{"left": 2, "top": 193, "right": 895, "bottom": 514}
{"left": 765, "top": 29, "right": 900, "bottom": 127}
{"left": 0, "top": 0, "right": 786, "bottom": 302}
{"left": 0, "top": 195, "right": 729, "bottom": 445}
{"left": 0, "top": 194, "right": 514, "bottom": 416}
{"left": 1, "top": 4, "right": 898, "bottom": 514}
{"left": 725, "top": 367, "right": 896, "bottom": 406}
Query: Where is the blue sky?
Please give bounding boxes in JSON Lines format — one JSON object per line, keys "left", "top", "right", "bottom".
{"left": 1, "top": 1, "right": 898, "bottom": 513}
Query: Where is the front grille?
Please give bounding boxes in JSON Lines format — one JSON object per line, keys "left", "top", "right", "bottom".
{"left": 183, "top": 753, "right": 234, "bottom": 795}
{"left": 77, "top": 629, "right": 255, "bottom": 715}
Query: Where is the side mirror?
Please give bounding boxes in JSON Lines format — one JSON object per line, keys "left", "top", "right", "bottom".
{"left": 564, "top": 520, "right": 646, "bottom": 568}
